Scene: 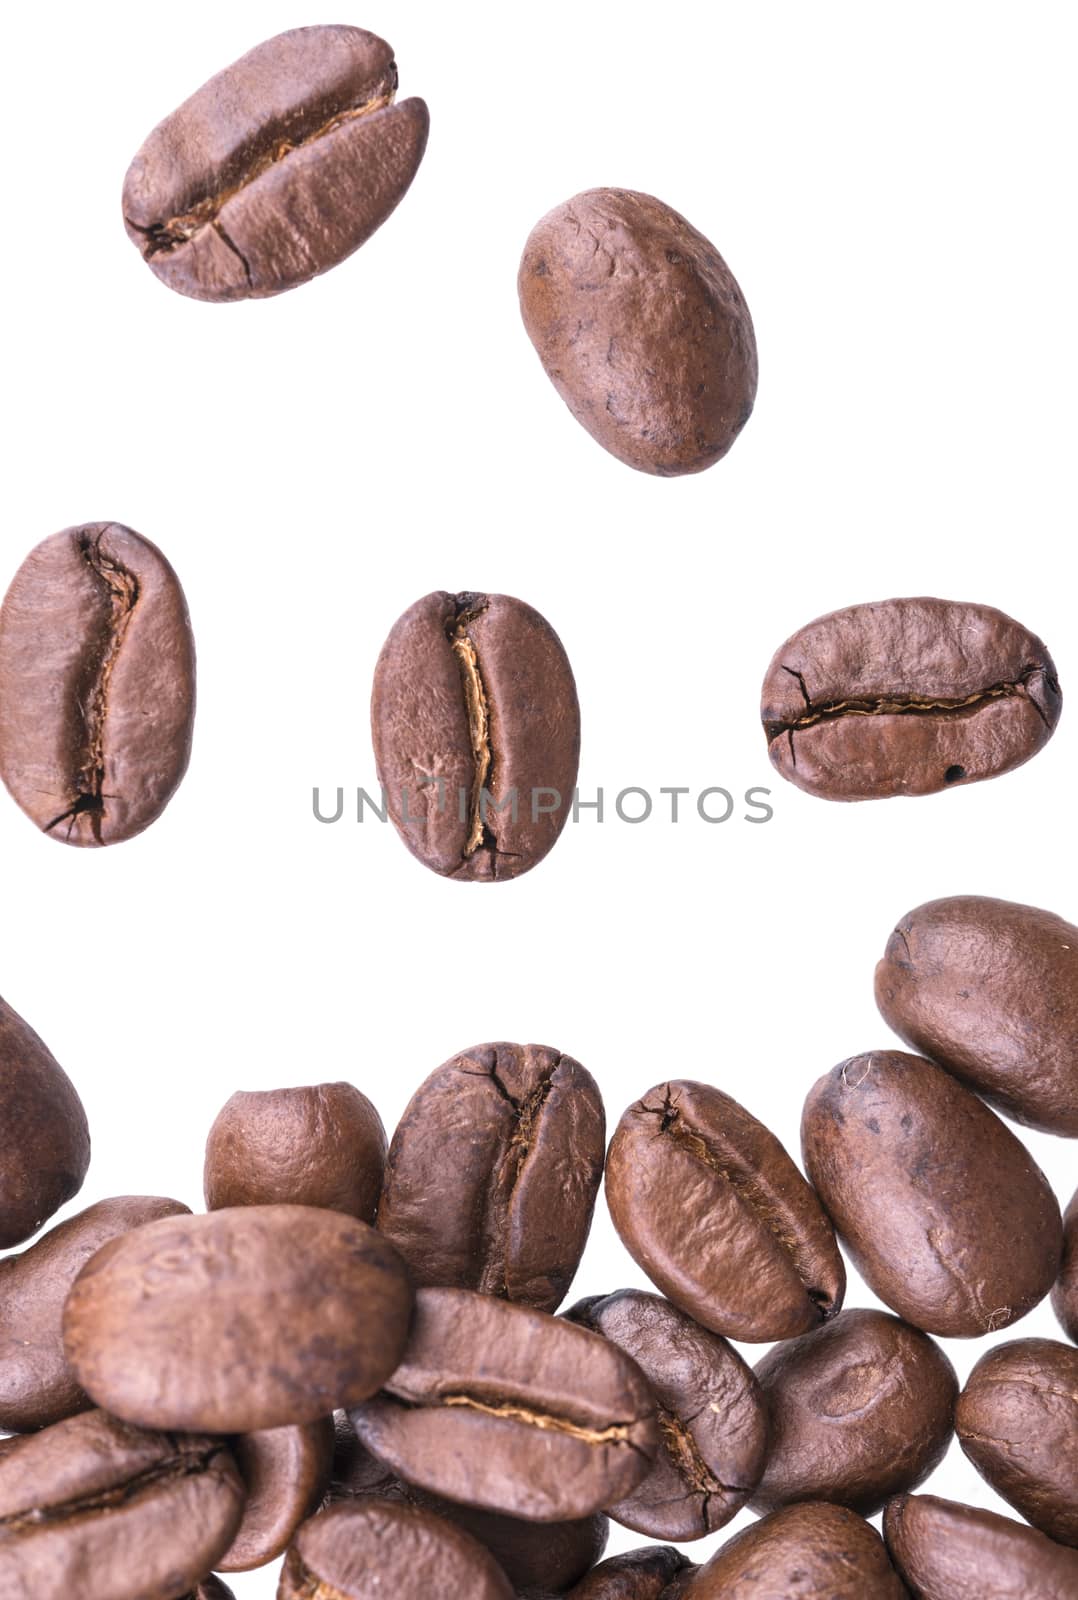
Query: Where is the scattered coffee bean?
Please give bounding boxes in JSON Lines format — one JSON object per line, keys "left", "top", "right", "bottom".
{"left": 565, "top": 1547, "right": 697, "bottom": 1599}
{"left": 371, "top": 591, "right": 580, "bottom": 880}
{"left": 803, "top": 1051, "right": 1062, "bottom": 1336}
{"left": 205, "top": 1083, "right": 387, "bottom": 1221}
{"left": 123, "top": 26, "right": 428, "bottom": 302}
{"left": 566, "top": 1288, "right": 767, "bottom": 1539}
{"left": 956, "top": 1338, "right": 1078, "bottom": 1547}
{"left": 605, "top": 1081, "right": 845, "bottom": 1342}
{"left": 761, "top": 598, "right": 1061, "bottom": 801}
{"left": 62, "top": 1205, "right": 413, "bottom": 1432}
{"left": 0, "top": 995, "right": 90, "bottom": 1249}
{"left": 218, "top": 1418, "right": 335, "bottom": 1572}
{"left": 884, "top": 1493, "right": 1078, "bottom": 1598}
{"left": 1054, "top": 1185, "right": 1078, "bottom": 1342}
{"left": 0, "top": 1194, "right": 189, "bottom": 1432}
{"left": 350, "top": 1286, "right": 659, "bottom": 1521}
{"left": 691, "top": 1502, "right": 908, "bottom": 1598}
{"left": 378, "top": 1042, "right": 604, "bottom": 1312}
{"left": 279, "top": 1499, "right": 514, "bottom": 1599}
{"left": 876, "top": 894, "right": 1078, "bottom": 1135}
{"left": 519, "top": 189, "right": 757, "bottom": 475}
{"left": 187, "top": 1582, "right": 235, "bottom": 1600}
{"left": 0, "top": 524, "right": 195, "bottom": 846}
{"left": 750, "top": 1307, "right": 957, "bottom": 1516}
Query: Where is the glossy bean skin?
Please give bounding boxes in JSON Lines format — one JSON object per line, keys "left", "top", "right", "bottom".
{"left": 690, "top": 1502, "right": 909, "bottom": 1598}
{"left": 884, "top": 1493, "right": 1078, "bottom": 1599}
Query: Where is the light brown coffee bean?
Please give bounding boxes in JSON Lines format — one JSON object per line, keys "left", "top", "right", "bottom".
{"left": 278, "top": 1500, "right": 515, "bottom": 1599}
{"left": 691, "top": 1502, "right": 909, "bottom": 1598}
{"left": 0, "top": 994, "right": 90, "bottom": 1249}
{"left": 218, "top": 1418, "right": 335, "bottom": 1572}
{"left": 884, "top": 1493, "right": 1078, "bottom": 1598}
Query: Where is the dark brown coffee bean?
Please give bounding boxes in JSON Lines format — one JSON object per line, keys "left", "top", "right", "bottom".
{"left": 0, "top": 995, "right": 90, "bottom": 1248}
{"left": 1054, "top": 1185, "right": 1078, "bottom": 1341}
{"left": 62, "top": 1205, "right": 412, "bottom": 1432}
{"left": 205, "top": 1083, "right": 387, "bottom": 1222}
{"left": 378, "top": 1043, "right": 605, "bottom": 1312}
{"left": 802, "top": 1051, "right": 1062, "bottom": 1337}
{"left": 750, "top": 1308, "right": 957, "bottom": 1517}
{"left": 0, "top": 1194, "right": 189, "bottom": 1431}
{"left": 876, "top": 895, "right": 1078, "bottom": 1135}
{"left": 371, "top": 591, "right": 580, "bottom": 881}
{"left": 519, "top": 189, "right": 757, "bottom": 476}
{"left": 350, "top": 1286, "right": 659, "bottom": 1522}
{"left": 884, "top": 1493, "right": 1078, "bottom": 1598}
{"left": 0, "top": 1408, "right": 244, "bottom": 1600}
{"left": 123, "top": 26, "right": 428, "bottom": 302}
{"left": 0, "top": 524, "right": 195, "bottom": 846}
{"left": 691, "top": 1502, "right": 909, "bottom": 1598}
{"left": 956, "top": 1338, "right": 1078, "bottom": 1546}
{"left": 186, "top": 1582, "right": 236, "bottom": 1600}
{"left": 279, "top": 1500, "right": 514, "bottom": 1599}
{"left": 761, "top": 598, "right": 1061, "bottom": 801}
{"left": 218, "top": 1418, "right": 335, "bottom": 1572}
{"left": 567, "top": 1289, "right": 767, "bottom": 1539}
{"left": 605, "top": 1081, "right": 844, "bottom": 1343}
{"left": 565, "top": 1547, "right": 696, "bottom": 1599}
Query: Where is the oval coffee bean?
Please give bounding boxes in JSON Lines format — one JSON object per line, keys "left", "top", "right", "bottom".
{"left": 1054, "top": 1185, "right": 1078, "bottom": 1341}
{"left": 279, "top": 1500, "right": 514, "bottom": 1600}
{"left": 567, "top": 1289, "right": 767, "bottom": 1539}
{"left": 62, "top": 1204, "right": 413, "bottom": 1432}
{"left": 0, "top": 995, "right": 90, "bottom": 1248}
{"left": 0, "top": 524, "right": 195, "bottom": 845}
{"left": 761, "top": 598, "right": 1061, "bottom": 801}
{"left": 378, "top": 1042, "right": 605, "bottom": 1312}
{"left": 876, "top": 895, "right": 1078, "bottom": 1134}
{"left": 519, "top": 189, "right": 757, "bottom": 476}
{"left": 186, "top": 1582, "right": 236, "bottom": 1600}
{"left": 605, "top": 1081, "right": 844, "bottom": 1342}
{"left": 371, "top": 591, "right": 580, "bottom": 881}
{"left": 566, "top": 1547, "right": 697, "bottom": 1599}
{"left": 350, "top": 1286, "right": 659, "bottom": 1522}
{"left": 0, "top": 1194, "right": 189, "bottom": 1431}
{"left": 218, "top": 1418, "right": 335, "bottom": 1572}
{"left": 884, "top": 1493, "right": 1078, "bottom": 1599}
{"left": 691, "top": 1502, "right": 909, "bottom": 1599}
{"left": 0, "top": 1409, "right": 244, "bottom": 1600}
{"left": 205, "top": 1083, "right": 387, "bottom": 1221}
{"left": 123, "top": 26, "right": 429, "bottom": 302}
{"left": 750, "top": 1307, "right": 957, "bottom": 1516}
{"left": 956, "top": 1338, "right": 1078, "bottom": 1546}
{"left": 803, "top": 1051, "right": 1062, "bottom": 1336}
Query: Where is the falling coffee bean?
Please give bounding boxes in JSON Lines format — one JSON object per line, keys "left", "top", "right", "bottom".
{"left": 217, "top": 1418, "right": 335, "bottom": 1572}
{"left": 884, "top": 1493, "right": 1078, "bottom": 1598}
{"left": 1054, "top": 1185, "right": 1078, "bottom": 1342}
{"left": 691, "top": 1502, "right": 909, "bottom": 1598}
{"left": 123, "top": 26, "right": 428, "bottom": 302}
{"left": 0, "top": 994, "right": 90, "bottom": 1249}
{"left": 566, "top": 1547, "right": 697, "bottom": 1599}
{"left": 0, "top": 524, "right": 195, "bottom": 846}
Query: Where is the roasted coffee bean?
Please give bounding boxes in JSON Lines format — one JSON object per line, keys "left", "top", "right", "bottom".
{"left": 123, "top": 26, "right": 428, "bottom": 302}
{"left": 567, "top": 1289, "right": 767, "bottom": 1539}
{"left": 565, "top": 1547, "right": 697, "bottom": 1599}
{"left": 519, "top": 189, "right": 757, "bottom": 476}
{"left": 0, "top": 995, "right": 90, "bottom": 1248}
{"left": 802, "top": 1051, "right": 1062, "bottom": 1336}
{"left": 185, "top": 1582, "right": 235, "bottom": 1600}
{"left": 218, "top": 1418, "right": 335, "bottom": 1572}
{"left": 1054, "top": 1185, "right": 1078, "bottom": 1341}
{"left": 0, "top": 524, "right": 195, "bottom": 846}
{"left": 691, "top": 1502, "right": 908, "bottom": 1598}
{"left": 876, "top": 895, "right": 1078, "bottom": 1135}
{"left": 605, "top": 1081, "right": 844, "bottom": 1342}
{"left": 371, "top": 591, "right": 580, "bottom": 880}
{"left": 750, "top": 1308, "right": 957, "bottom": 1516}
{"left": 956, "top": 1338, "right": 1078, "bottom": 1546}
{"left": 761, "top": 598, "right": 1061, "bottom": 801}
{"left": 884, "top": 1493, "right": 1078, "bottom": 1598}
{"left": 378, "top": 1043, "right": 604, "bottom": 1312}
{"left": 0, "top": 1408, "right": 244, "bottom": 1600}
{"left": 62, "top": 1204, "right": 412, "bottom": 1432}
{"left": 279, "top": 1499, "right": 514, "bottom": 1599}
{"left": 205, "top": 1083, "right": 387, "bottom": 1222}
{"left": 0, "top": 1194, "right": 189, "bottom": 1431}
{"left": 350, "top": 1286, "right": 659, "bottom": 1521}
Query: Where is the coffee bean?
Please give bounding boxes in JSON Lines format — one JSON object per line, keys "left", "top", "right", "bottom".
{"left": 205, "top": 1083, "right": 387, "bottom": 1222}
{"left": 0, "top": 995, "right": 90, "bottom": 1248}
{"left": 802, "top": 1051, "right": 1062, "bottom": 1336}
{"left": 876, "top": 895, "right": 1078, "bottom": 1135}
{"left": 217, "top": 1418, "right": 335, "bottom": 1572}
{"left": 378, "top": 1043, "right": 604, "bottom": 1312}
{"left": 123, "top": 26, "right": 428, "bottom": 302}
{"left": 0, "top": 1194, "right": 189, "bottom": 1431}
{"left": 519, "top": 189, "right": 757, "bottom": 476}
{"left": 279, "top": 1500, "right": 514, "bottom": 1599}
{"left": 187, "top": 1582, "right": 236, "bottom": 1600}
{"left": 371, "top": 591, "right": 580, "bottom": 880}
{"left": 0, "top": 1408, "right": 244, "bottom": 1600}
{"left": 884, "top": 1493, "right": 1078, "bottom": 1598}
{"left": 691, "top": 1502, "right": 909, "bottom": 1598}
{"left": 1054, "top": 1185, "right": 1078, "bottom": 1341}
{"left": 350, "top": 1286, "right": 659, "bottom": 1521}
{"left": 761, "top": 598, "right": 1061, "bottom": 801}
{"left": 62, "top": 1204, "right": 413, "bottom": 1432}
{"left": 956, "top": 1338, "right": 1078, "bottom": 1547}
{"left": 565, "top": 1547, "right": 697, "bottom": 1599}
{"left": 750, "top": 1308, "right": 957, "bottom": 1516}
{"left": 605, "top": 1081, "right": 845, "bottom": 1342}
{"left": 566, "top": 1289, "right": 767, "bottom": 1539}
{"left": 0, "top": 524, "right": 195, "bottom": 846}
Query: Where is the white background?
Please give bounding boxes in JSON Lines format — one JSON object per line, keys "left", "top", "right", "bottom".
{"left": 2, "top": 1, "right": 1077, "bottom": 1591}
